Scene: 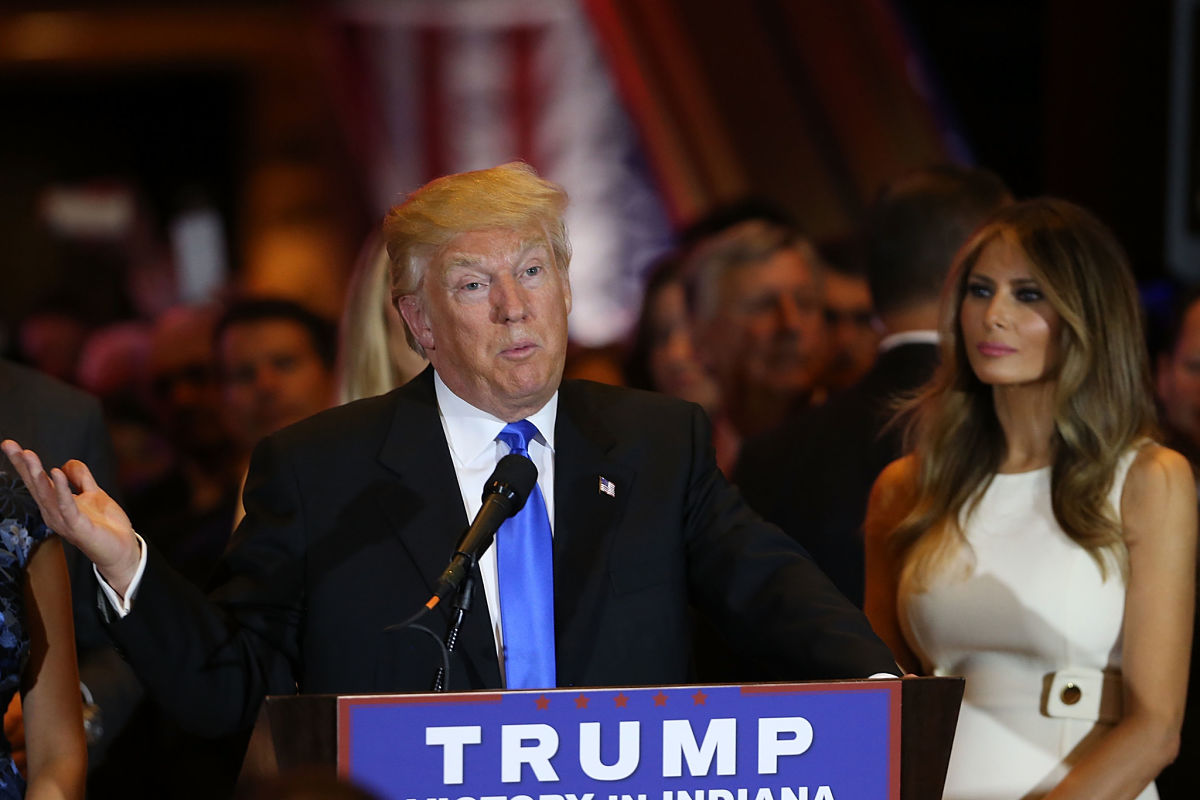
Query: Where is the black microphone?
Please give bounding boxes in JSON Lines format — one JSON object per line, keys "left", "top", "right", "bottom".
{"left": 432, "top": 454, "right": 537, "bottom": 603}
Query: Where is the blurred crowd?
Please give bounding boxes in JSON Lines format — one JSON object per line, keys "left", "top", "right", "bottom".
{"left": 25, "top": 170, "right": 1200, "bottom": 525}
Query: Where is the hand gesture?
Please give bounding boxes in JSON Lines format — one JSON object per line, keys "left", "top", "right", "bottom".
{"left": 2, "top": 439, "right": 141, "bottom": 597}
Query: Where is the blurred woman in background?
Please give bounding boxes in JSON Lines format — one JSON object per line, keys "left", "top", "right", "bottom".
{"left": 623, "top": 253, "right": 719, "bottom": 413}
{"left": 335, "top": 235, "right": 427, "bottom": 404}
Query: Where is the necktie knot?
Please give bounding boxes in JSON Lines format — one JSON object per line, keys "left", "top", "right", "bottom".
{"left": 497, "top": 420, "right": 540, "bottom": 458}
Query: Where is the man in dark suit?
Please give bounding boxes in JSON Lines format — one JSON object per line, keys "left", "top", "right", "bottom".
{"left": 3, "top": 163, "right": 897, "bottom": 745}
{"left": 734, "top": 165, "right": 1011, "bottom": 608}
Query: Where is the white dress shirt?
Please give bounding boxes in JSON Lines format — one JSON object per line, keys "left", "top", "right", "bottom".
{"left": 877, "top": 329, "right": 939, "bottom": 353}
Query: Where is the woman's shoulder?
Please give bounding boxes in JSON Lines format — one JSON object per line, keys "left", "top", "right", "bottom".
{"left": 866, "top": 455, "right": 919, "bottom": 537}
{"left": 1124, "top": 441, "right": 1194, "bottom": 498}
{"left": 873, "top": 455, "right": 918, "bottom": 498}
{"left": 1120, "top": 441, "right": 1197, "bottom": 543}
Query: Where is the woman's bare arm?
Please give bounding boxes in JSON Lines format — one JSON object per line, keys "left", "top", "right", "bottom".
{"left": 863, "top": 456, "right": 923, "bottom": 674}
{"left": 1044, "top": 443, "right": 1197, "bottom": 800}
{"left": 21, "top": 537, "right": 86, "bottom": 800}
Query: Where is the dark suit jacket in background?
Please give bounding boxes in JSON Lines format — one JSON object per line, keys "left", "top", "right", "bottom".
{"left": 106, "top": 368, "right": 897, "bottom": 739}
{"left": 0, "top": 360, "right": 116, "bottom": 486}
{"left": 734, "top": 342, "right": 940, "bottom": 607}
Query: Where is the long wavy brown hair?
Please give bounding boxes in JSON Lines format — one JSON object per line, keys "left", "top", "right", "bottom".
{"left": 893, "top": 198, "right": 1157, "bottom": 591}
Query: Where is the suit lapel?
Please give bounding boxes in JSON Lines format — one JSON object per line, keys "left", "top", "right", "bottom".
{"left": 376, "top": 368, "right": 465, "bottom": 588}
{"left": 552, "top": 382, "right": 634, "bottom": 682}
{"left": 375, "top": 367, "right": 501, "bottom": 687}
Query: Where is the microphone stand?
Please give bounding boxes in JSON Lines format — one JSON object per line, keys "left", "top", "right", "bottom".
{"left": 382, "top": 604, "right": 450, "bottom": 687}
{"left": 432, "top": 572, "right": 477, "bottom": 692}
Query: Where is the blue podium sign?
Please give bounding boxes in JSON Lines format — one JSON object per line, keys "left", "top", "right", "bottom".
{"left": 338, "top": 682, "right": 900, "bottom": 800}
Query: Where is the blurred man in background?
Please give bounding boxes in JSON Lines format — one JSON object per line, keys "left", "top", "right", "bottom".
{"left": 129, "top": 304, "right": 241, "bottom": 585}
{"left": 215, "top": 298, "right": 337, "bottom": 526}
{"left": 217, "top": 298, "right": 338, "bottom": 455}
{"left": 689, "top": 220, "right": 829, "bottom": 473}
{"left": 819, "top": 258, "right": 881, "bottom": 393}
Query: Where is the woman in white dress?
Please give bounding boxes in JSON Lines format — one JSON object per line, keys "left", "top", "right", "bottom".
{"left": 864, "top": 198, "right": 1196, "bottom": 800}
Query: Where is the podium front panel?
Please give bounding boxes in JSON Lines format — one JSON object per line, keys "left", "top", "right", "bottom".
{"left": 337, "top": 681, "right": 901, "bottom": 800}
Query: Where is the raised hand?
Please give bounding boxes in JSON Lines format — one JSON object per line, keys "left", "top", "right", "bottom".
{"left": 2, "top": 439, "right": 141, "bottom": 597}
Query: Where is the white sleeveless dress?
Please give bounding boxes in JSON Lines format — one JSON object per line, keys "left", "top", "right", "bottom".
{"left": 900, "top": 450, "right": 1157, "bottom": 800}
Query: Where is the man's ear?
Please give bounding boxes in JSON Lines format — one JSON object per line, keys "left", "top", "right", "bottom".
{"left": 397, "top": 295, "right": 436, "bottom": 352}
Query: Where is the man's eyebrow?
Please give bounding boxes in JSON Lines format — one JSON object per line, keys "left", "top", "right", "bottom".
{"left": 516, "top": 237, "right": 550, "bottom": 258}
{"left": 446, "top": 253, "right": 483, "bottom": 268}
{"left": 443, "top": 238, "right": 549, "bottom": 268}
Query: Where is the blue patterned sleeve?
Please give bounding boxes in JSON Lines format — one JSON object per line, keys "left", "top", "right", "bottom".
{"left": 0, "top": 469, "right": 52, "bottom": 569}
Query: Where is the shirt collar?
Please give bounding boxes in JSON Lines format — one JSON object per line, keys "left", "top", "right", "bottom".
{"left": 433, "top": 371, "right": 558, "bottom": 467}
{"left": 878, "top": 329, "right": 940, "bottom": 354}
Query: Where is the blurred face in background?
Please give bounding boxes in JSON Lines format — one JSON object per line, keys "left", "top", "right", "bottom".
{"left": 702, "top": 247, "right": 828, "bottom": 403}
{"left": 147, "top": 307, "right": 228, "bottom": 458}
{"left": 219, "top": 319, "right": 335, "bottom": 451}
{"left": 1159, "top": 299, "right": 1200, "bottom": 448}
{"left": 646, "top": 281, "right": 720, "bottom": 412}
{"left": 821, "top": 270, "right": 881, "bottom": 391}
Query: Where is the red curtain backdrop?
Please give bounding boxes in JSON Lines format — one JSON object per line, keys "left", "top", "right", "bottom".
{"left": 582, "top": 0, "right": 959, "bottom": 239}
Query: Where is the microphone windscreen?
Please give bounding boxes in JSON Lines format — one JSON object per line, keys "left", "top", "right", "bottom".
{"left": 483, "top": 453, "right": 538, "bottom": 513}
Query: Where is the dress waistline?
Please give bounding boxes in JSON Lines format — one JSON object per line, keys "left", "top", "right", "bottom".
{"left": 942, "top": 663, "right": 1123, "bottom": 724}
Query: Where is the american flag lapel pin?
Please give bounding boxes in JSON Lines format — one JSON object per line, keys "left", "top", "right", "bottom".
{"left": 598, "top": 476, "right": 616, "bottom": 497}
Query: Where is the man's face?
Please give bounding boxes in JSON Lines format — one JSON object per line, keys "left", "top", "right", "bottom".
{"left": 398, "top": 227, "right": 572, "bottom": 421}
{"left": 1159, "top": 301, "right": 1200, "bottom": 446}
{"left": 147, "top": 308, "right": 228, "bottom": 456}
{"left": 219, "top": 319, "right": 334, "bottom": 450}
{"left": 703, "top": 247, "right": 828, "bottom": 401}
{"left": 822, "top": 270, "right": 880, "bottom": 391}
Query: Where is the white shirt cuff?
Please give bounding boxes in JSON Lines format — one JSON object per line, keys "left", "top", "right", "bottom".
{"left": 94, "top": 532, "right": 148, "bottom": 618}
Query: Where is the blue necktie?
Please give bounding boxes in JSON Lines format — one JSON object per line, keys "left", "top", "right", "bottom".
{"left": 495, "top": 420, "right": 557, "bottom": 689}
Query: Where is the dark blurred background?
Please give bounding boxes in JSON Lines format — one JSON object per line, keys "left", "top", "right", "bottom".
{"left": 0, "top": 0, "right": 1186, "bottom": 352}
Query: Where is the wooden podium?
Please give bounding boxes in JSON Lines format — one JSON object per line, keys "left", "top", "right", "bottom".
{"left": 237, "top": 677, "right": 962, "bottom": 799}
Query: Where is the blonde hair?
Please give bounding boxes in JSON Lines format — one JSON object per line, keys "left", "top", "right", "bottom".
{"left": 335, "top": 235, "right": 428, "bottom": 403}
{"left": 383, "top": 162, "right": 570, "bottom": 355}
{"left": 893, "top": 198, "right": 1156, "bottom": 591}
